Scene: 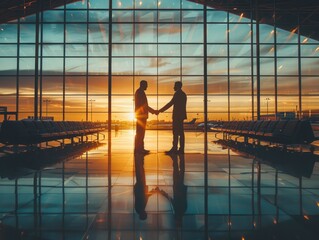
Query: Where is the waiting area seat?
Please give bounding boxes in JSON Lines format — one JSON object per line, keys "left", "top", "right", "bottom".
{"left": 213, "top": 119, "right": 316, "bottom": 145}
{"left": 0, "top": 120, "right": 107, "bottom": 145}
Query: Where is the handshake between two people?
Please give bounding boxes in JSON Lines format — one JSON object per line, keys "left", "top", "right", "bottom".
{"left": 151, "top": 109, "right": 162, "bottom": 115}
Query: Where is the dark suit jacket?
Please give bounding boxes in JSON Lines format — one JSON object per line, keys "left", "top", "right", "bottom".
{"left": 160, "top": 89, "right": 187, "bottom": 121}
{"left": 135, "top": 88, "right": 155, "bottom": 119}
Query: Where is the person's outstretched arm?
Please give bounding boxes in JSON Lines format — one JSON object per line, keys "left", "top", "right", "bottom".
{"left": 159, "top": 96, "right": 174, "bottom": 113}
{"left": 147, "top": 106, "right": 156, "bottom": 114}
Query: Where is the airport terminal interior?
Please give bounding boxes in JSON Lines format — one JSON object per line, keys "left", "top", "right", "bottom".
{"left": 0, "top": 0, "right": 319, "bottom": 239}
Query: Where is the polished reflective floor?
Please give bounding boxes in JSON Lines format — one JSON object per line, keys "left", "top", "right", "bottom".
{"left": 0, "top": 130, "right": 319, "bottom": 240}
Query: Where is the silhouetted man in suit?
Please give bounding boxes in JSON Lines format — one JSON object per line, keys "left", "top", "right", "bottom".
{"left": 134, "top": 80, "right": 156, "bottom": 154}
{"left": 159, "top": 81, "right": 187, "bottom": 154}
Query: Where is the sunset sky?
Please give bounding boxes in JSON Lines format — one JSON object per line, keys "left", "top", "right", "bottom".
{"left": 0, "top": 0, "right": 318, "bottom": 121}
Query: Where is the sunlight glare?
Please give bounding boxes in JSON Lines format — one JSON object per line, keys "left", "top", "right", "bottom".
{"left": 128, "top": 112, "right": 136, "bottom": 121}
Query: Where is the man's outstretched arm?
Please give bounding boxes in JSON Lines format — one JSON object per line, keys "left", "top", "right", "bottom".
{"left": 159, "top": 97, "right": 174, "bottom": 113}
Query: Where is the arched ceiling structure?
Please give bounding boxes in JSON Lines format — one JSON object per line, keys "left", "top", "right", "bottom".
{"left": 189, "top": 0, "right": 319, "bottom": 40}
{"left": 0, "top": 0, "right": 80, "bottom": 24}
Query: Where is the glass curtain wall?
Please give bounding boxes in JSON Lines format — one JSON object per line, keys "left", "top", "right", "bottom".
{"left": 0, "top": 0, "right": 318, "bottom": 126}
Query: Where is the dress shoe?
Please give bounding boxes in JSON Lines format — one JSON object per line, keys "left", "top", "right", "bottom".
{"left": 134, "top": 149, "right": 150, "bottom": 154}
{"left": 165, "top": 148, "right": 178, "bottom": 154}
{"left": 177, "top": 149, "right": 184, "bottom": 154}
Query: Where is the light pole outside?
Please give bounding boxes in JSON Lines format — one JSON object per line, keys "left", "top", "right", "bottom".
{"left": 265, "top": 97, "right": 270, "bottom": 120}
{"left": 43, "top": 99, "right": 51, "bottom": 117}
{"left": 89, "top": 99, "right": 95, "bottom": 121}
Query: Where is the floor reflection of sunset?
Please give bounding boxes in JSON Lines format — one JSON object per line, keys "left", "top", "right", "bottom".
{"left": 99, "top": 129, "right": 234, "bottom": 155}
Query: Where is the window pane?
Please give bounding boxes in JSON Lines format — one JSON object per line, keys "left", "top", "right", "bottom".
{"left": 42, "top": 44, "right": 64, "bottom": 56}
{"left": 158, "top": 58, "right": 181, "bottom": 75}
{"left": 19, "top": 58, "right": 35, "bottom": 75}
{"left": 112, "top": 58, "right": 133, "bottom": 75}
{"left": 43, "top": 58, "right": 64, "bottom": 74}
{"left": 0, "top": 58, "right": 17, "bottom": 74}
{"left": 183, "top": 76, "right": 203, "bottom": 94}
{"left": 208, "top": 96, "right": 228, "bottom": 114}
{"left": 301, "top": 58, "right": 319, "bottom": 75}
{"left": 113, "top": 10, "right": 133, "bottom": 22}
{"left": 0, "top": 76, "right": 16, "bottom": 94}
{"left": 277, "top": 77, "right": 298, "bottom": 95}
{"left": 230, "top": 44, "right": 251, "bottom": 57}
{"left": 43, "top": 10, "right": 64, "bottom": 22}
{"left": 207, "top": 24, "right": 227, "bottom": 43}
{"left": 20, "top": 24, "right": 35, "bottom": 43}
{"left": 135, "top": 11, "right": 157, "bottom": 22}
{"left": 208, "top": 76, "right": 228, "bottom": 94}
{"left": 208, "top": 58, "right": 227, "bottom": 75}
{"left": 90, "top": 0, "right": 109, "bottom": 9}
{"left": 182, "top": 58, "right": 204, "bottom": 75}
{"left": 65, "top": 76, "right": 86, "bottom": 94}
{"left": 89, "top": 24, "right": 109, "bottom": 43}
{"left": 66, "top": 44, "right": 87, "bottom": 56}
{"left": 135, "top": 43, "right": 157, "bottom": 56}
{"left": 158, "top": 44, "right": 181, "bottom": 57}
{"left": 88, "top": 58, "right": 108, "bottom": 75}
{"left": 89, "top": 44, "right": 108, "bottom": 56}
{"left": 66, "top": 24, "right": 87, "bottom": 43}
{"left": 277, "top": 58, "right": 298, "bottom": 75}
{"left": 182, "top": 10, "right": 203, "bottom": 22}
{"left": 113, "top": 0, "right": 133, "bottom": 9}
{"left": 89, "top": 76, "right": 108, "bottom": 94}
{"left": 230, "top": 58, "right": 251, "bottom": 75}
{"left": 112, "top": 44, "right": 133, "bottom": 56}
{"left": 135, "top": 58, "right": 158, "bottom": 75}
{"left": 158, "top": 76, "right": 181, "bottom": 94}
{"left": 89, "top": 10, "right": 109, "bottom": 22}
{"left": 277, "top": 96, "right": 299, "bottom": 114}
{"left": 207, "top": 44, "right": 227, "bottom": 57}
{"left": 112, "top": 24, "right": 133, "bottom": 43}
{"left": 277, "top": 44, "right": 298, "bottom": 57}
{"left": 0, "top": 44, "right": 17, "bottom": 56}
{"left": 65, "top": 58, "right": 87, "bottom": 75}
{"left": 302, "top": 77, "right": 319, "bottom": 95}
{"left": 158, "top": 11, "right": 180, "bottom": 22}
{"left": 135, "top": 24, "right": 157, "bottom": 43}
{"left": 230, "top": 76, "right": 251, "bottom": 94}
{"left": 229, "top": 23, "right": 251, "bottom": 43}
{"left": 0, "top": 24, "right": 17, "bottom": 43}
{"left": 43, "top": 24, "right": 64, "bottom": 43}
{"left": 158, "top": 24, "right": 181, "bottom": 43}
{"left": 42, "top": 76, "right": 63, "bottom": 94}
{"left": 182, "top": 44, "right": 203, "bottom": 57}
{"left": 182, "top": 24, "right": 203, "bottom": 43}
{"left": 112, "top": 76, "right": 133, "bottom": 94}
{"left": 66, "top": 10, "right": 87, "bottom": 22}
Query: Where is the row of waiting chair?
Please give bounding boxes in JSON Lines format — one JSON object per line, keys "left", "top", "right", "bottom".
{"left": 0, "top": 120, "right": 107, "bottom": 145}
{"left": 214, "top": 120, "right": 315, "bottom": 145}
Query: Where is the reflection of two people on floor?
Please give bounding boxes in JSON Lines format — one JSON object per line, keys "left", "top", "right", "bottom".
{"left": 133, "top": 153, "right": 156, "bottom": 220}
{"left": 160, "top": 153, "right": 187, "bottom": 227}
{"left": 134, "top": 80, "right": 187, "bottom": 154}
{"left": 134, "top": 152, "right": 187, "bottom": 226}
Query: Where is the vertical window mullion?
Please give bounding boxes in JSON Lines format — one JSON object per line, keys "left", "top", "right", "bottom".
{"left": 274, "top": 0, "right": 278, "bottom": 119}
{"left": 86, "top": 3, "right": 89, "bottom": 121}
{"left": 16, "top": 19, "right": 20, "bottom": 120}
{"left": 63, "top": 4, "right": 66, "bottom": 120}
{"left": 297, "top": 12, "right": 302, "bottom": 119}
{"left": 227, "top": 11, "right": 230, "bottom": 121}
